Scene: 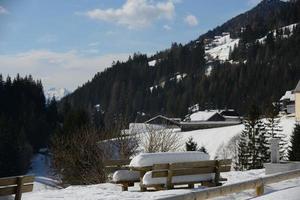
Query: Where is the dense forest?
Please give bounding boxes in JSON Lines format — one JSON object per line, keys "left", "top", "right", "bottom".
{"left": 62, "top": 0, "right": 300, "bottom": 129}
{"left": 0, "top": 75, "right": 59, "bottom": 177}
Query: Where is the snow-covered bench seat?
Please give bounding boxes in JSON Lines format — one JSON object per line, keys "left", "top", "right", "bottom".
{"left": 142, "top": 159, "right": 231, "bottom": 190}
{"left": 129, "top": 152, "right": 210, "bottom": 168}
{"left": 129, "top": 152, "right": 231, "bottom": 191}
{"left": 104, "top": 159, "right": 140, "bottom": 191}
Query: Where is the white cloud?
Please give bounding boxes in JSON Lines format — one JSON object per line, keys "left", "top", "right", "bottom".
{"left": 83, "top": 0, "right": 175, "bottom": 29}
{"left": 163, "top": 24, "right": 172, "bottom": 30}
{"left": 184, "top": 14, "right": 198, "bottom": 27}
{"left": 0, "top": 50, "right": 129, "bottom": 90}
{"left": 0, "top": 6, "right": 8, "bottom": 15}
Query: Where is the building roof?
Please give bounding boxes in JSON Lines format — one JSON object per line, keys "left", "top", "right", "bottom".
{"left": 295, "top": 80, "right": 300, "bottom": 93}
{"left": 280, "top": 90, "right": 295, "bottom": 101}
{"left": 145, "top": 115, "right": 180, "bottom": 125}
{"left": 189, "top": 111, "right": 219, "bottom": 121}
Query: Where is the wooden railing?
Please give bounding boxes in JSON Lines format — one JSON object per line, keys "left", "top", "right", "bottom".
{"left": 157, "top": 169, "right": 300, "bottom": 200}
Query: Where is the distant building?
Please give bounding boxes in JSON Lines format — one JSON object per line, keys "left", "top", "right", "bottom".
{"left": 181, "top": 110, "right": 241, "bottom": 131}
{"left": 145, "top": 115, "right": 181, "bottom": 128}
{"left": 143, "top": 109, "right": 241, "bottom": 132}
{"left": 295, "top": 80, "right": 300, "bottom": 121}
{"left": 280, "top": 90, "right": 295, "bottom": 114}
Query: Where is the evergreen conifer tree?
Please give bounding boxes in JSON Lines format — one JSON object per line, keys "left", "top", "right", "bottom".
{"left": 238, "top": 105, "right": 269, "bottom": 170}
{"left": 185, "top": 137, "right": 198, "bottom": 151}
{"left": 289, "top": 124, "right": 300, "bottom": 161}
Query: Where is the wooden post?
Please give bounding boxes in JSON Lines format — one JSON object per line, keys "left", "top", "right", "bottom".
{"left": 166, "top": 164, "right": 173, "bottom": 190}
{"left": 188, "top": 183, "right": 194, "bottom": 189}
{"left": 214, "top": 160, "right": 221, "bottom": 186}
{"left": 139, "top": 171, "right": 146, "bottom": 192}
{"left": 166, "top": 170, "right": 173, "bottom": 189}
{"left": 256, "top": 183, "right": 264, "bottom": 196}
{"left": 15, "top": 176, "right": 24, "bottom": 200}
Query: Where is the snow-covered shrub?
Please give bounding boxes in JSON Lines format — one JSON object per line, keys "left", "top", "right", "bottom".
{"left": 140, "top": 125, "right": 182, "bottom": 153}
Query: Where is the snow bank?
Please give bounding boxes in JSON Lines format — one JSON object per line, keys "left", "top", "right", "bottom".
{"left": 143, "top": 171, "right": 213, "bottom": 186}
{"left": 112, "top": 170, "right": 140, "bottom": 182}
{"left": 129, "top": 152, "right": 210, "bottom": 168}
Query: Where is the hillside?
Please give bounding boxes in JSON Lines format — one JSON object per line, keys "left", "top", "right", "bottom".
{"left": 62, "top": 0, "right": 300, "bottom": 129}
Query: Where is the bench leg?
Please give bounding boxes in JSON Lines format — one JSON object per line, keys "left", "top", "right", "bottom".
{"left": 122, "top": 183, "right": 128, "bottom": 191}
{"left": 139, "top": 171, "right": 146, "bottom": 192}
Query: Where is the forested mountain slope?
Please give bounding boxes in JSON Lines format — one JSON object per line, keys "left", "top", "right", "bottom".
{"left": 62, "top": 0, "right": 300, "bottom": 129}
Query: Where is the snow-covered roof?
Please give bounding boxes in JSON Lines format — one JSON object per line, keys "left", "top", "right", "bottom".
{"left": 295, "top": 80, "right": 300, "bottom": 93}
{"left": 189, "top": 110, "right": 219, "bottom": 121}
{"left": 280, "top": 91, "right": 295, "bottom": 101}
{"left": 148, "top": 60, "right": 156, "bottom": 67}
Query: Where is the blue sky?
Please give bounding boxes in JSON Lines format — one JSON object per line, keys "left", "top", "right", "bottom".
{"left": 0, "top": 0, "right": 262, "bottom": 91}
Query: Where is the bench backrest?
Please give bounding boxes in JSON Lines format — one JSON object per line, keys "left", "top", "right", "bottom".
{"left": 0, "top": 175, "right": 34, "bottom": 200}
{"left": 104, "top": 159, "right": 131, "bottom": 173}
{"left": 152, "top": 159, "right": 231, "bottom": 188}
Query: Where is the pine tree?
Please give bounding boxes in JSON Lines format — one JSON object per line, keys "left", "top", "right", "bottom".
{"left": 238, "top": 105, "right": 269, "bottom": 170}
{"left": 289, "top": 124, "right": 300, "bottom": 161}
{"left": 199, "top": 146, "right": 208, "bottom": 154}
{"left": 185, "top": 137, "right": 198, "bottom": 151}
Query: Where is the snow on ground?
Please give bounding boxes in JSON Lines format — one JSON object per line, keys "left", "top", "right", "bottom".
{"left": 179, "top": 116, "right": 295, "bottom": 159}
{"left": 179, "top": 124, "right": 243, "bottom": 158}
{"left": 148, "top": 60, "right": 157, "bottom": 67}
{"left": 205, "top": 33, "right": 239, "bottom": 61}
{"left": 258, "top": 23, "right": 298, "bottom": 43}
{"left": 3, "top": 168, "right": 300, "bottom": 200}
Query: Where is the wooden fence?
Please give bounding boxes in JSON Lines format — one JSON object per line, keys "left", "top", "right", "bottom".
{"left": 157, "top": 169, "right": 300, "bottom": 200}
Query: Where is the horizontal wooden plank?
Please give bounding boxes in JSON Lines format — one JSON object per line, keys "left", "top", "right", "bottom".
{"left": 153, "top": 164, "right": 169, "bottom": 170}
{"left": 170, "top": 161, "right": 217, "bottom": 170}
{"left": 170, "top": 159, "right": 232, "bottom": 170}
{"left": 219, "top": 165, "right": 231, "bottom": 173}
{"left": 130, "top": 166, "right": 152, "bottom": 172}
{"left": 0, "top": 176, "right": 34, "bottom": 187}
{"left": 104, "top": 166, "right": 130, "bottom": 173}
{"left": 103, "top": 159, "right": 131, "bottom": 166}
{"left": 152, "top": 166, "right": 231, "bottom": 178}
{"left": 219, "top": 159, "right": 232, "bottom": 166}
{"left": 0, "top": 184, "right": 33, "bottom": 196}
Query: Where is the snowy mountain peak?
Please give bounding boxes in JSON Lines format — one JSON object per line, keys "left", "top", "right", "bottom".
{"left": 45, "top": 88, "right": 70, "bottom": 100}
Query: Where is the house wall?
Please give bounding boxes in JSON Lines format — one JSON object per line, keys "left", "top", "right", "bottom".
{"left": 296, "top": 93, "right": 300, "bottom": 121}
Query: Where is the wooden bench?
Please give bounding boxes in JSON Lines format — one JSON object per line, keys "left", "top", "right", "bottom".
{"left": 144, "top": 159, "right": 231, "bottom": 190}
{"left": 104, "top": 159, "right": 139, "bottom": 191}
{"left": 0, "top": 175, "right": 34, "bottom": 200}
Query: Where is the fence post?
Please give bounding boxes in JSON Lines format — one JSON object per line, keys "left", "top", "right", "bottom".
{"left": 15, "top": 176, "right": 24, "bottom": 200}
{"left": 255, "top": 183, "right": 264, "bottom": 196}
